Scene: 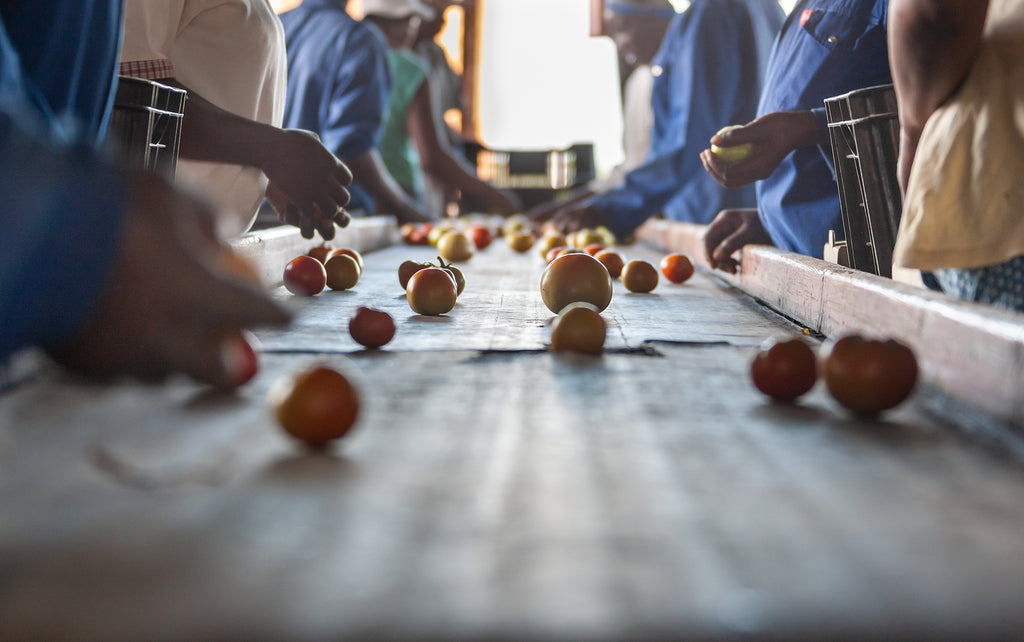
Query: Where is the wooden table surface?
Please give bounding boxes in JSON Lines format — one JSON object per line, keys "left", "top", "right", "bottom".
{"left": 4, "top": 223, "right": 1024, "bottom": 640}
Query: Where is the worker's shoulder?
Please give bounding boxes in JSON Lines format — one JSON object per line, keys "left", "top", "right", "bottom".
{"left": 682, "top": 0, "right": 783, "bottom": 21}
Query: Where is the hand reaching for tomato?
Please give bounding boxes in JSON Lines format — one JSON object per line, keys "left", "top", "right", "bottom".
{"left": 702, "top": 208, "right": 772, "bottom": 274}
{"left": 50, "top": 172, "right": 292, "bottom": 388}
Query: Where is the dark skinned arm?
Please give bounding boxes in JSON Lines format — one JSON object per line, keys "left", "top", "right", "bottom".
{"left": 342, "top": 150, "right": 431, "bottom": 223}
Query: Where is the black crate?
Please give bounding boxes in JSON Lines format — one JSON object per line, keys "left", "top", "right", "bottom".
{"left": 107, "top": 76, "right": 186, "bottom": 178}
{"left": 825, "top": 84, "right": 902, "bottom": 277}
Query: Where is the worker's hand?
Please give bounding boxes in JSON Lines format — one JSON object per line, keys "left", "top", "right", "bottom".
{"left": 263, "top": 129, "right": 353, "bottom": 240}
{"left": 51, "top": 173, "right": 292, "bottom": 388}
{"left": 700, "top": 111, "right": 821, "bottom": 188}
{"left": 549, "top": 202, "right": 607, "bottom": 235}
{"left": 702, "top": 208, "right": 771, "bottom": 274}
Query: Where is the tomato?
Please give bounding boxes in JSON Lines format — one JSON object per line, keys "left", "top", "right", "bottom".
{"left": 269, "top": 364, "right": 360, "bottom": 447}
{"left": 594, "top": 249, "right": 624, "bottom": 279}
{"left": 550, "top": 302, "right": 606, "bottom": 355}
{"left": 545, "top": 247, "right": 564, "bottom": 265}
{"left": 466, "top": 224, "right": 494, "bottom": 250}
{"left": 660, "top": 253, "right": 695, "bottom": 284}
{"left": 330, "top": 247, "right": 363, "bottom": 270}
{"left": 436, "top": 257, "right": 466, "bottom": 295}
{"left": 584, "top": 243, "right": 605, "bottom": 257}
{"left": 219, "top": 329, "right": 260, "bottom": 389}
{"left": 822, "top": 335, "right": 918, "bottom": 417}
{"left": 621, "top": 259, "right": 658, "bottom": 293}
{"left": 540, "top": 252, "right": 613, "bottom": 313}
{"left": 572, "top": 229, "right": 604, "bottom": 249}
{"left": 438, "top": 231, "right": 474, "bottom": 262}
{"left": 399, "top": 260, "right": 430, "bottom": 289}
{"left": 407, "top": 267, "right": 458, "bottom": 315}
{"left": 349, "top": 306, "right": 396, "bottom": 349}
{"left": 324, "top": 253, "right": 360, "bottom": 291}
{"left": 537, "top": 233, "right": 568, "bottom": 259}
{"left": 506, "top": 231, "right": 535, "bottom": 253}
{"left": 283, "top": 255, "right": 327, "bottom": 296}
{"left": 750, "top": 336, "right": 818, "bottom": 402}
{"left": 307, "top": 243, "right": 332, "bottom": 264}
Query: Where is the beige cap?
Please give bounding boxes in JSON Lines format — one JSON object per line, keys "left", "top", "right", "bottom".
{"left": 361, "top": 0, "right": 437, "bottom": 19}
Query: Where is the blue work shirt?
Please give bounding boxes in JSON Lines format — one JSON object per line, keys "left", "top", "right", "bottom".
{"left": 280, "top": 0, "right": 392, "bottom": 214}
{"left": 0, "top": 4, "right": 126, "bottom": 361}
{"left": 0, "top": 0, "right": 122, "bottom": 146}
{"left": 756, "top": 0, "right": 891, "bottom": 258}
{"left": 590, "top": 0, "right": 785, "bottom": 239}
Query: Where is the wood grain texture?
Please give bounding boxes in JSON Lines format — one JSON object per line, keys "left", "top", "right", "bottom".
{"left": 3, "top": 226, "right": 1024, "bottom": 639}
{"left": 639, "top": 219, "right": 1024, "bottom": 426}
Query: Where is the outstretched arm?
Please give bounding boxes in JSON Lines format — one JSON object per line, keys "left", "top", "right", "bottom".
{"left": 887, "top": 0, "right": 990, "bottom": 192}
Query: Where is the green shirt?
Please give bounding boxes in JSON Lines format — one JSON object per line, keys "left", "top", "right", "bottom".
{"left": 380, "top": 48, "right": 429, "bottom": 200}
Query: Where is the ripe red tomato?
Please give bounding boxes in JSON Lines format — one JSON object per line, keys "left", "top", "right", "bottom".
{"left": 269, "top": 364, "right": 360, "bottom": 447}
{"left": 324, "top": 253, "right": 360, "bottom": 291}
{"left": 407, "top": 267, "right": 458, "bottom": 315}
{"left": 398, "top": 260, "right": 430, "bottom": 289}
{"left": 583, "top": 243, "right": 605, "bottom": 257}
{"left": 594, "top": 249, "right": 625, "bottom": 278}
{"left": 466, "top": 224, "right": 494, "bottom": 250}
{"left": 822, "top": 335, "right": 918, "bottom": 417}
{"left": 349, "top": 306, "right": 396, "bottom": 349}
{"left": 283, "top": 255, "right": 327, "bottom": 296}
{"left": 307, "top": 244, "right": 332, "bottom": 264}
{"left": 750, "top": 337, "right": 818, "bottom": 402}
{"left": 660, "top": 253, "right": 695, "bottom": 284}
{"left": 219, "top": 330, "right": 260, "bottom": 389}
{"left": 621, "top": 259, "right": 659, "bottom": 293}
{"left": 550, "top": 302, "right": 606, "bottom": 355}
{"left": 540, "top": 252, "right": 613, "bottom": 314}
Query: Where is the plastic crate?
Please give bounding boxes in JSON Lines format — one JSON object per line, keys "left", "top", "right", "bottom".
{"left": 470, "top": 143, "right": 596, "bottom": 209}
{"left": 825, "top": 84, "right": 902, "bottom": 277}
{"left": 107, "top": 76, "right": 186, "bottom": 178}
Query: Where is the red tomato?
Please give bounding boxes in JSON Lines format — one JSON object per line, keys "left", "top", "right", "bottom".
{"left": 219, "top": 330, "right": 260, "bottom": 389}
{"left": 583, "top": 243, "right": 605, "bottom": 256}
{"left": 621, "top": 259, "right": 659, "bottom": 293}
{"left": 269, "top": 364, "right": 360, "bottom": 447}
{"left": 540, "top": 252, "right": 613, "bottom": 313}
{"left": 660, "top": 253, "right": 695, "bottom": 284}
{"left": 307, "top": 244, "right": 332, "bottom": 264}
{"left": 750, "top": 337, "right": 818, "bottom": 402}
{"left": 407, "top": 267, "right": 458, "bottom": 315}
{"left": 283, "top": 255, "right": 327, "bottom": 296}
{"left": 545, "top": 247, "right": 564, "bottom": 265}
{"left": 398, "top": 260, "right": 430, "bottom": 290}
{"left": 466, "top": 224, "right": 494, "bottom": 250}
{"left": 550, "top": 302, "right": 606, "bottom": 355}
{"left": 349, "top": 306, "right": 396, "bottom": 349}
{"left": 822, "top": 335, "right": 918, "bottom": 417}
{"left": 594, "top": 250, "right": 625, "bottom": 279}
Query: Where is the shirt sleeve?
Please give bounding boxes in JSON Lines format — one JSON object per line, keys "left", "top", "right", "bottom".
{"left": 321, "top": 27, "right": 392, "bottom": 159}
{"left": 0, "top": 111, "right": 127, "bottom": 360}
{"left": 589, "top": 2, "right": 748, "bottom": 239}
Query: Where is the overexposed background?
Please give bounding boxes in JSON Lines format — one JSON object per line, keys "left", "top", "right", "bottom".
{"left": 476, "top": 1, "right": 798, "bottom": 178}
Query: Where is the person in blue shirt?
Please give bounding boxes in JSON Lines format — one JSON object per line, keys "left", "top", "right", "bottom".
{"left": 701, "top": 0, "right": 892, "bottom": 271}
{"left": 536, "top": 0, "right": 785, "bottom": 240}
{"left": 1, "top": 2, "right": 290, "bottom": 387}
{"left": 280, "top": 0, "right": 431, "bottom": 224}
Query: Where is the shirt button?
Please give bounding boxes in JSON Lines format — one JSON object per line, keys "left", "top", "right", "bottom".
{"left": 827, "top": 35, "right": 839, "bottom": 44}
{"left": 651, "top": 65, "right": 663, "bottom": 77}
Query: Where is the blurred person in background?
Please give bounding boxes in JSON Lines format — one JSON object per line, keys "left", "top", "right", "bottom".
{"left": 887, "top": 0, "right": 1024, "bottom": 311}
{"left": 535, "top": 0, "right": 785, "bottom": 240}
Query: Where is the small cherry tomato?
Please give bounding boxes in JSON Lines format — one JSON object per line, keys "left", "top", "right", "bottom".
{"left": 269, "top": 364, "right": 360, "bottom": 447}
{"left": 307, "top": 244, "right": 332, "bottom": 264}
{"left": 583, "top": 243, "right": 605, "bottom": 256}
{"left": 750, "top": 336, "right": 818, "bottom": 402}
{"left": 594, "top": 249, "right": 625, "bottom": 279}
{"left": 324, "top": 253, "right": 360, "bottom": 291}
{"left": 398, "top": 260, "right": 430, "bottom": 290}
{"left": 349, "top": 306, "right": 396, "bottom": 349}
{"left": 506, "top": 231, "right": 535, "bottom": 253}
{"left": 407, "top": 267, "right": 458, "bottom": 315}
{"left": 540, "top": 252, "right": 613, "bottom": 314}
{"left": 660, "top": 253, "right": 695, "bottom": 284}
{"left": 550, "top": 302, "right": 606, "bottom": 355}
{"left": 219, "top": 329, "right": 260, "bottom": 389}
{"left": 822, "top": 335, "right": 918, "bottom": 417}
{"left": 283, "top": 255, "right": 327, "bottom": 296}
{"left": 466, "top": 224, "right": 494, "bottom": 250}
{"left": 621, "top": 259, "right": 659, "bottom": 293}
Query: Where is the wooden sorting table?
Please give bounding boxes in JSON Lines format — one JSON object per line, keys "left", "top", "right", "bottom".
{"left": 4, "top": 218, "right": 1024, "bottom": 640}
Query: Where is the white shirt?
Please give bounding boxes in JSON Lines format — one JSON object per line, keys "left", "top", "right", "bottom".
{"left": 590, "top": 65, "right": 655, "bottom": 192}
{"left": 121, "top": 0, "right": 287, "bottom": 236}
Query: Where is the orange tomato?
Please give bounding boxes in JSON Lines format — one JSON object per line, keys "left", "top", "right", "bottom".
{"left": 550, "top": 302, "right": 606, "bottom": 355}
{"left": 330, "top": 247, "right": 364, "bottom": 270}
{"left": 660, "top": 253, "right": 695, "bottom": 284}
{"left": 594, "top": 250, "right": 625, "bottom": 279}
{"left": 750, "top": 337, "right": 818, "bottom": 402}
{"left": 540, "top": 252, "right": 613, "bottom": 313}
{"left": 621, "top": 259, "right": 659, "bottom": 293}
{"left": 822, "top": 335, "right": 918, "bottom": 417}
{"left": 270, "top": 364, "right": 360, "bottom": 447}
{"left": 407, "top": 267, "right": 458, "bottom": 315}
{"left": 283, "top": 255, "right": 327, "bottom": 296}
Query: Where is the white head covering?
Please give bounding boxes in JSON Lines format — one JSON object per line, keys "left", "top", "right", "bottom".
{"left": 361, "top": 0, "right": 437, "bottom": 19}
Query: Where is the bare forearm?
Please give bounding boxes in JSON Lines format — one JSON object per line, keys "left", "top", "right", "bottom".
{"left": 888, "top": 0, "right": 989, "bottom": 139}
